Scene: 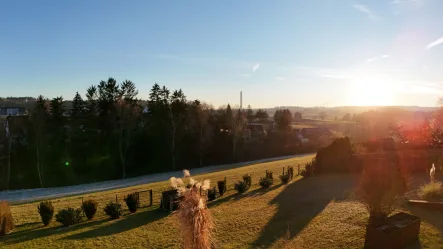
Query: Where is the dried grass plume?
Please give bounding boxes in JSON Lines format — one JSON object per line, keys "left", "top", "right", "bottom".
{"left": 176, "top": 186, "right": 214, "bottom": 249}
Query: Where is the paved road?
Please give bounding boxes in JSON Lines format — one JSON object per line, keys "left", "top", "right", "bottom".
{"left": 0, "top": 154, "right": 313, "bottom": 204}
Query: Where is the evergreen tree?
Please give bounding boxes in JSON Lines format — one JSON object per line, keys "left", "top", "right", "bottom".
{"left": 246, "top": 105, "right": 254, "bottom": 122}
{"left": 49, "top": 96, "right": 65, "bottom": 128}
{"left": 255, "top": 109, "right": 269, "bottom": 123}
{"left": 71, "top": 92, "right": 85, "bottom": 120}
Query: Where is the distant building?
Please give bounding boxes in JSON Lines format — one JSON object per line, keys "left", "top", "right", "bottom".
{"left": 0, "top": 107, "right": 27, "bottom": 116}
{"left": 243, "top": 123, "right": 267, "bottom": 142}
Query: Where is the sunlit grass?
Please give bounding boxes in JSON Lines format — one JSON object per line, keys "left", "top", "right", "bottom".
{"left": 1, "top": 155, "right": 443, "bottom": 248}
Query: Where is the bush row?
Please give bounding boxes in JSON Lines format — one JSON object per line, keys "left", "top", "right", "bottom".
{"left": 35, "top": 192, "right": 140, "bottom": 227}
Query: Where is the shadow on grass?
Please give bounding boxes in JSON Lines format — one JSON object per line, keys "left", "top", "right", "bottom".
{"left": 208, "top": 184, "right": 283, "bottom": 209}
{"left": 2, "top": 218, "right": 108, "bottom": 245}
{"left": 63, "top": 208, "right": 168, "bottom": 240}
{"left": 253, "top": 174, "right": 357, "bottom": 248}
{"left": 404, "top": 203, "right": 443, "bottom": 248}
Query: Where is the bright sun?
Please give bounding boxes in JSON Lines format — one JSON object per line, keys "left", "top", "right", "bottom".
{"left": 349, "top": 73, "right": 396, "bottom": 106}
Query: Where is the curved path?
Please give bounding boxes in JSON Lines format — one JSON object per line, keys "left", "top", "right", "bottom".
{"left": 0, "top": 154, "right": 313, "bottom": 204}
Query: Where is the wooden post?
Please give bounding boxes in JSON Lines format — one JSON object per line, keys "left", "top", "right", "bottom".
{"left": 169, "top": 195, "right": 174, "bottom": 211}
{"left": 115, "top": 194, "right": 118, "bottom": 203}
{"left": 298, "top": 164, "right": 300, "bottom": 175}
{"left": 149, "top": 189, "right": 153, "bottom": 207}
{"left": 282, "top": 167, "right": 285, "bottom": 175}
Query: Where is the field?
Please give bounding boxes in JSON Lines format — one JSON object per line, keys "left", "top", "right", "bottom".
{"left": 1, "top": 154, "right": 443, "bottom": 248}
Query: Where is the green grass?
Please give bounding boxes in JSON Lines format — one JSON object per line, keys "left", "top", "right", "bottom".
{"left": 1, "top": 154, "right": 443, "bottom": 248}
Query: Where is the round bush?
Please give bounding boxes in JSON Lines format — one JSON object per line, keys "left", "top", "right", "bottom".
{"left": 207, "top": 187, "right": 217, "bottom": 201}
{"left": 37, "top": 201, "right": 54, "bottom": 226}
{"left": 124, "top": 193, "right": 139, "bottom": 213}
{"left": 82, "top": 199, "right": 98, "bottom": 220}
{"left": 55, "top": 208, "right": 82, "bottom": 227}
{"left": 104, "top": 202, "right": 123, "bottom": 219}
{"left": 259, "top": 177, "right": 274, "bottom": 188}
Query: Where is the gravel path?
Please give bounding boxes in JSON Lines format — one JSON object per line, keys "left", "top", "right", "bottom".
{"left": 0, "top": 154, "right": 312, "bottom": 204}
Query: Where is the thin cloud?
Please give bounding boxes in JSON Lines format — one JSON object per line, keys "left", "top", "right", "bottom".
{"left": 240, "top": 74, "right": 251, "bottom": 78}
{"left": 252, "top": 63, "right": 260, "bottom": 72}
{"left": 367, "top": 54, "right": 390, "bottom": 63}
{"left": 391, "top": 0, "right": 420, "bottom": 4}
{"left": 353, "top": 4, "right": 379, "bottom": 20}
{"left": 275, "top": 77, "right": 285, "bottom": 81}
{"left": 426, "top": 37, "right": 443, "bottom": 50}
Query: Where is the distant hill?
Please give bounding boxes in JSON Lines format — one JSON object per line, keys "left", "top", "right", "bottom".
{"left": 263, "top": 106, "right": 437, "bottom": 120}
{"left": 0, "top": 97, "right": 437, "bottom": 117}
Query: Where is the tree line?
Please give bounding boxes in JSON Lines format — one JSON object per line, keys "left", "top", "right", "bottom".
{"left": 0, "top": 78, "right": 315, "bottom": 190}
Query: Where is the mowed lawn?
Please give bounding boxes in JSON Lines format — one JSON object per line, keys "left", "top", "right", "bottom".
{"left": 1, "top": 155, "right": 443, "bottom": 248}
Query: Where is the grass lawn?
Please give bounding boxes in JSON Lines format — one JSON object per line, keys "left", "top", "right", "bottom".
{"left": 1, "top": 154, "right": 443, "bottom": 248}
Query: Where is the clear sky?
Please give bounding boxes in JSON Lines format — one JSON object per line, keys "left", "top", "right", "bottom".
{"left": 1, "top": 0, "right": 443, "bottom": 108}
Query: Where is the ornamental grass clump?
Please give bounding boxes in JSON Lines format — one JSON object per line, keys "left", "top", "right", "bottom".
{"left": 171, "top": 171, "right": 214, "bottom": 249}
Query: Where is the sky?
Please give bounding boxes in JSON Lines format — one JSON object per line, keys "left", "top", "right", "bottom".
{"left": 1, "top": 0, "right": 443, "bottom": 108}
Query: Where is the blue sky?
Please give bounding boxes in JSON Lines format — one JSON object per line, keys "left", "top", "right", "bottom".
{"left": 1, "top": 0, "right": 443, "bottom": 108}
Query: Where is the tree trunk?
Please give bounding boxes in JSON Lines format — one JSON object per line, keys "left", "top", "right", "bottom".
{"left": 35, "top": 140, "right": 43, "bottom": 188}
{"left": 119, "top": 123, "right": 126, "bottom": 179}
{"left": 6, "top": 136, "right": 12, "bottom": 190}
{"left": 199, "top": 124, "right": 203, "bottom": 167}
{"left": 169, "top": 106, "right": 176, "bottom": 169}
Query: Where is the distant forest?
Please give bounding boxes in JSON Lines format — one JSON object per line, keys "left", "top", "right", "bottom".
{"left": 0, "top": 78, "right": 317, "bottom": 190}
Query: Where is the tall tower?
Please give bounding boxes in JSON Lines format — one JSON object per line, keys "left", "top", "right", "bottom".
{"left": 240, "top": 91, "right": 243, "bottom": 110}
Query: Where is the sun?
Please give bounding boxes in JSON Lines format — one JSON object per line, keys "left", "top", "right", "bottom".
{"left": 348, "top": 73, "right": 396, "bottom": 106}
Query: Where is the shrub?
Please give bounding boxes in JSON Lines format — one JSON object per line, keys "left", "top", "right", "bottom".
{"left": 104, "top": 202, "right": 123, "bottom": 219}
{"left": 279, "top": 173, "right": 291, "bottom": 184}
{"left": 37, "top": 201, "right": 54, "bottom": 226}
{"left": 82, "top": 199, "right": 98, "bottom": 220}
{"left": 0, "top": 201, "right": 14, "bottom": 236}
{"left": 419, "top": 182, "right": 443, "bottom": 201}
{"left": 55, "top": 208, "right": 82, "bottom": 227}
{"left": 235, "top": 174, "right": 252, "bottom": 194}
{"left": 242, "top": 174, "right": 252, "bottom": 188}
{"left": 259, "top": 171, "right": 274, "bottom": 188}
{"left": 259, "top": 177, "right": 274, "bottom": 188}
{"left": 217, "top": 177, "right": 227, "bottom": 196}
{"left": 207, "top": 187, "right": 217, "bottom": 201}
{"left": 301, "top": 161, "right": 315, "bottom": 178}
{"left": 124, "top": 193, "right": 139, "bottom": 213}
{"left": 177, "top": 183, "right": 214, "bottom": 249}
{"left": 357, "top": 161, "right": 406, "bottom": 226}
{"left": 315, "top": 137, "right": 352, "bottom": 173}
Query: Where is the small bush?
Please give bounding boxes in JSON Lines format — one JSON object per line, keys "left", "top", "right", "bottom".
{"left": 0, "top": 201, "right": 14, "bottom": 236}
{"left": 37, "top": 201, "right": 54, "bottom": 226}
{"left": 259, "top": 177, "right": 274, "bottom": 188}
{"left": 243, "top": 174, "right": 252, "bottom": 188}
{"left": 217, "top": 177, "right": 227, "bottom": 196}
{"left": 259, "top": 171, "right": 274, "bottom": 188}
{"left": 55, "top": 208, "right": 82, "bottom": 227}
{"left": 82, "top": 200, "right": 98, "bottom": 220}
{"left": 207, "top": 187, "right": 217, "bottom": 201}
{"left": 234, "top": 181, "right": 249, "bottom": 194}
{"left": 124, "top": 193, "right": 139, "bottom": 213}
{"left": 104, "top": 202, "right": 123, "bottom": 219}
{"left": 419, "top": 182, "right": 443, "bottom": 201}
{"left": 235, "top": 174, "right": 252, "bottom": 194}
{"left": 301, "top": 161, "right": 315, "bottom": 178}
{"left": 279, "top": 173, "right": 291, "bottom": 184}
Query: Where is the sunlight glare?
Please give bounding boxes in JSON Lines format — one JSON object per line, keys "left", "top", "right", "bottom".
{"left": 349, "top": 73, "right": 395, "bottom": 106}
